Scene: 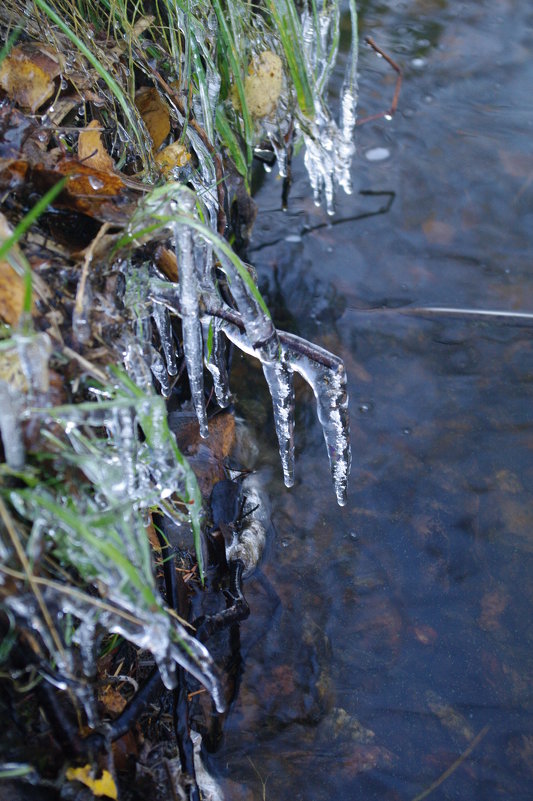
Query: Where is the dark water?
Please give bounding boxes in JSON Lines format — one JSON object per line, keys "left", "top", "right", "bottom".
{"left": 214, "top": 1, "right": 533, "bottom": 799}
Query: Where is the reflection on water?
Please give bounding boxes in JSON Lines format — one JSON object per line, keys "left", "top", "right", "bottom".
{"left": 213, "top": 1, "right": 533, "bottom": 799}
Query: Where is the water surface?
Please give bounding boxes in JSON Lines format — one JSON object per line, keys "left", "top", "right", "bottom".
{"left": 214, "top": 2, "right": 533, "bottom": 798}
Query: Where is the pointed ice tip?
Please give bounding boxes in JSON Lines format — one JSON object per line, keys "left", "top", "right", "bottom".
{"left": 199, "top": 421, "right": 209, "bottom": 439}
{"left": 336, "top": 490, "right": 347, "bottom": 507}
{"left": 283, "top": 473, "right": 295, "bottom": 488}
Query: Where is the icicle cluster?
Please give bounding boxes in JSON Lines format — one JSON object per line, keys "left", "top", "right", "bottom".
{"left": 133, "top": 183, "right": 351, "bottom": 505}
{"left": 298, "top": 0, "right": 359, "bottom": 214}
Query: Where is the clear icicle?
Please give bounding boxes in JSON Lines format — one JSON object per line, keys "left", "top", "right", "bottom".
{"left": 150, "top": 344, "right": 172, "bottom": 397}
{"left": 173, "top": 213, "right": 209, "bottom": 438}
{"left": 15, "top": 330, "right": 52, "bottom": 394}
{"left": 203, "top": 318, "right": 232, "bottom": 408}
{"left": 151, "top": 300, "right": 178, "bottom": 376}
{"left": 262, "top": 358, "right": 295, "bottom": 487}
{"left": 214, "top": 317, "right": 350, "bottom": 505}
{"left": 284, "top": 333, "right": 351, "bottom": 506}
{"left": 0, "top": 381, "right": 25, "bottom": 469}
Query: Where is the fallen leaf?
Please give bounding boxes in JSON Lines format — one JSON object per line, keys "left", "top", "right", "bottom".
{"left": 233, "top": 51, "right": 283, "bottom": 118}
{"left": 155, "top": 141, "right": 191, "bottom": 176}
{"left": 78, "top": 120, "right": 115, "bottom": 173}
{"left": 32, "top": 160, "right": 134, "bottom": 223}
{"left": 98, "top": 684, "right": 128, "bottom": 716}
{"left": 135, "top": 86, "right": 171, "bottom": 151}
{"left": 0, "top": 44, "right": 62, "bottom": 113}
{"left": 65, "top": 765, "right": 117, "bottom": 799}
{"left": 155, "top": 245, "right": 179, "bottom": 282}
{"left": 0, "top": 212, "right": 31, "bottom": 325}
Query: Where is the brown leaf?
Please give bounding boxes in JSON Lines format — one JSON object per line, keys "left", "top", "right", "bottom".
{"left": 135, "top": 86, "right": 170, "bottom": 152}
{"left": 78, "top": 120, "right": 115, "bottom": 173}
{"left": 32, "top": 159, "right": 134, "bottom": 223}
{"left": 0, "top": 44, "right": 62, "bottom": 113}
{"left": 98, "top": 684, "right": 128, "bottom": 716}
{"left": 155, "top": 245, "right": 178, "bottom": 282}
{"left": 173, "top": 411, "right": 236, "bottom": 497}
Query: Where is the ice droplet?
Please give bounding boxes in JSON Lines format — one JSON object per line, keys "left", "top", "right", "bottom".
{"left": 88, "top": 175, "right": 105, "bottom": 191}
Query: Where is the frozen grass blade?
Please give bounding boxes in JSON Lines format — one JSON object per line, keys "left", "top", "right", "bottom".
{"left": 212, "top": 0, "right": 254, "bottom": 167}
{"left": 265, "top": 0, "right": 315, "bottom": 118}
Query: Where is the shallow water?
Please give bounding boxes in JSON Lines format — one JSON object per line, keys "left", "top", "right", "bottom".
{"left": 212, "top": 1, "right": 533, "bottom": 799}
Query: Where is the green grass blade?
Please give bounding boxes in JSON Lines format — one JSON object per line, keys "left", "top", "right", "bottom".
{"left": 215, "top": 106, "right": 249, "bottom": 187}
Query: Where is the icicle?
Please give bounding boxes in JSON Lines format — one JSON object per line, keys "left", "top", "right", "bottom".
{"left": 151, "top": 300, "right": 178, "bottom": 376}
{"left": 262, "top": 358, "right": 295, "bottom": 487}
{"left": 203, "top": 318, "right": 232, "bottom": 408}
{"left": 284, "top": 333, "right": 351, "bottom": 506}
{"left": 174, "top": 213, "right": 209, "bottom": 438}
{"left": 214, "top": 317, "right": 350, "bottom": 505}
{"left": 150, "top": 344, "right": 172, "bottom": 397}
{"left": 0, "top": 381, "right": 25, "bottom": 469}
{"left": 15, "top": 330, "right": 52, "bottom": 394}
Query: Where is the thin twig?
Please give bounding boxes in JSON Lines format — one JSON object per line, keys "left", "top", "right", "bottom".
{"left": 357, "top": 36, "right": 403, "bottom": 126}
{"left": 74, "top": 222, "right": 111, "bottom": 320}
{"left": 411, "top": 725, "right": 490, "bottom": 801}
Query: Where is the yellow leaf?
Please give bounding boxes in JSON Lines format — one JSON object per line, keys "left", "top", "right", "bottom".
{"left": 0, "top": 213, "right": 32, "bottom": 326}
{"left": 78, "top": 120, "right": 115, "bottom": 173}
{"left": 155, "top": 141, "right": 191, "bottom": 176}
{"left": 0, "top": 44, "right": 61, "bottom": 113}
{"left": 135, "top": 86, "right": 171, "bottom": 152}
{"left": 232, "top": 51, "right": 283, "bottom": 119}
{"left": 66, "top": 765, "right": 118, "bottom": 799}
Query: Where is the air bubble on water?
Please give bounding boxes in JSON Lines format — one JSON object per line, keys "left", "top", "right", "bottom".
{"left": 365, "top": 147, "right": 391, "bottom": 162}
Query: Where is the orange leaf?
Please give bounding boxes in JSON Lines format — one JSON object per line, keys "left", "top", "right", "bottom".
{"left": 78, "top": 120, "right": 115, "bottom": 173}
{"left": 135, "top": 86, "right": 170, "bottom": 152}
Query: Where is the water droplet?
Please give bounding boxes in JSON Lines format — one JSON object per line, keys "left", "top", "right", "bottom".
{"left": 88, "top": 175, "right": 105, "bottom": 191}
{"left": 365, "top": 147, "right": 391, "bottom": 162}
{"left": 403, "top": 427, "right": 411, "bottom": 435}
{"left": 423, "top": 94, "right": 434, "bottom": 104}
{"left": 411, "top": 57, "right": 426, "bottom": 69}
{"left": 285, "top": 234, "right": 301, "bottom": 243}
{"left": 359, "top": 402, "right": 371, "bottom": 414}
{"left": 384, "top": 114, "right": 393, "bottom": 121}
